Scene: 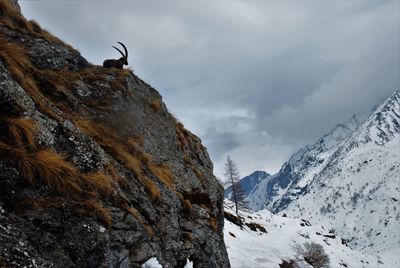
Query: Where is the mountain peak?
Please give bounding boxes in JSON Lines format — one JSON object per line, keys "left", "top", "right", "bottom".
{"left": 367, "top": 90, "right": 400, "bottom": 145}
{"left": 241, "top": 90, "right": 400, "bottom": 254}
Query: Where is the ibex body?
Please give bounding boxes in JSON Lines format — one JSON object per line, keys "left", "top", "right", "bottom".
{"left": 103, "top": 42, "right": 128, "bottom": 69}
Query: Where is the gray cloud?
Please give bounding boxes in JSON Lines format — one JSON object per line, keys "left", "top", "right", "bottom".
{"left": 19, "top": 0, "right": 400, "bottom": 179}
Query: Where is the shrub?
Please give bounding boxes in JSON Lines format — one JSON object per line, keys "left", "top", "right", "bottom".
{"left": 293, "top": 242, "right": 329, "bottom": 268}
{"left": 279, "top": 259, "right": 296, "bottom": 268}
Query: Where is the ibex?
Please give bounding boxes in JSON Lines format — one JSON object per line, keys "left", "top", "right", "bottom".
{"left": 103, "top": 42, "right": 128, "bottom": 69}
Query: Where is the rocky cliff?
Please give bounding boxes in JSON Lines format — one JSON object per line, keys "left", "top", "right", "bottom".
{"left": 0, "top": 0, "right": 230, "bottom": 267}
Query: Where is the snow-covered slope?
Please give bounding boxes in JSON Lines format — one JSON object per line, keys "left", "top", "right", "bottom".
{"left": 223, "top": 200, "right": 399, "bottom": 268}
{"left": 245, "top": 112, "right": 367, "bottom": 212}
{"left": 243, "top": 90, "right": 400, "bottom": 255}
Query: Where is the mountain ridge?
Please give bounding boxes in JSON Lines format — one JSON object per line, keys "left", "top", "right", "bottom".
{"left": 236, "top": 90, "right": 400, "bottom": 254}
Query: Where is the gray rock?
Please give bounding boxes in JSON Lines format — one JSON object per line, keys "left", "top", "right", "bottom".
{"left": 29, "top": 39, "right": 88, "bottom": 70}
{"left": 0, "top": 2, "right": 230, "bottom": 267}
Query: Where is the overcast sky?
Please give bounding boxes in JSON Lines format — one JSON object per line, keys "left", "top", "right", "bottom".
{"left": 19, "top": 0, "right": 400, "bottom": 181}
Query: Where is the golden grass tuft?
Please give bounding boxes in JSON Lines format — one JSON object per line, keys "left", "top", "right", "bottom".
{"left": 79, "top": 199, "right": 112, "bottom": 229}
{"left": 5, "top": 117, "right": 36, "bottom": 148}
{"left": 144, "top": 224, "right": 155, "bottom": 236}
{"left": 105, "top": 163, "right": 129, "bottom": 190}
{"left": 144, "top": 179, "right": 161, "bottom": 201}
{"left": 27, "top": 19, "right": 42, "bottom": 34}
{"left": 149, "top": 99, "right": 162, "bottom": 112}
{"left": 126, "top": 206, "right": 154, "bottom": 236}
{"left": 75, "top": 119, "right": 145, "bottom": 179}
{"left": 126, "top": 206, "right": 142, "bottom": 219}
{"left": 191, "top": 165, "right": 204, "bottom": 180}
{"left": 148, "top": 162, "right": 174, "bottom": 188}
{"left": 114, "top": 145, "right": 145, "bottom": 179}
{"left": 183, "top": 154, "right": 191, "bottom": 165}
{"left": 75, "top": 118, "right": 176, "bottom": 197}
{"left": 32, "top": 149, "right": 83, "bottom": 195}
{"left": 0, "top": 0, "right": 30, "bottom": 30}
{"left": 0, "top": 37, "right": 63, "bottom": 122}
{"left": 0, "top": 0, "right": 73, "bottom": 49}
{"left": 210, "top": 217, "right": 218, "bottom": 232}
{"left": 81, "top": 172, "right": 114, "bottom": 197}
{"left": 181, "top": 198, "right": 192, "bottom": 217}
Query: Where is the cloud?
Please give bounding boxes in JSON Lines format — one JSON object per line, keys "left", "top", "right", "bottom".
{"left": 19, "top": 0, "right": 400, "bottom": 178}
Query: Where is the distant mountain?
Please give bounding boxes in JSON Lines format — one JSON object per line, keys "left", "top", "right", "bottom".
{"left": 242, "top": 90, "right": 400, "bottom": 254}
{"left": 224, "top": 170, "right": 270, "bottom": 200}
{"left": 244, "top": 112, "right": 368, "bottom": 212}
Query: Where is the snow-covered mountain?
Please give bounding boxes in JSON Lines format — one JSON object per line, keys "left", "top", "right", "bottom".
{"left": 224, "top": 170, "right": 271, "bottom": 199}
{"left": 239, "top": 90, "right": 400, "bottom": 254}
{"left": 223, "top": 199, "right": 399, "bottom": 268}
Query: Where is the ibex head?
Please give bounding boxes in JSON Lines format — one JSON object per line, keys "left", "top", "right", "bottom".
{"left": 103, "top": 42, "right": 128, "bottom": 69}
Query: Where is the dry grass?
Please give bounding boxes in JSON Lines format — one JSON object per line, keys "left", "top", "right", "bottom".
{"left": 4, "top": 117, "right": 36, "bottom": 148}
{"left": 0, "top": 0, "right": 74, "bottom": 49}
{"left": 148, "top": 162, "right": 174, "bottom": 188}
{"left": 125, "top": 206, "right": 142, "bottom": 219}
{"left": 0, "top": 117, "right": 111, "bottom": 197}
{"left": 183, "top": 154, "right": 191, "bottom": 165}
{"left": 126, "top": 206, "right": 154, "bottom": 236}
{"left": 0, "top": 37, "right": 64, "bottom": 122}
{"left": 144, "top": 179, "right": 161, "bottom": 201}
{"left": 210, "top": 217, "right": 218, "bottom": 232}
{"left": 105, "top": 163, "right": 130, "bottom": 190}
{"left": 28, "top": 150, "right": 115, "bottom": 198}
{"left": 0, "top": 116, "right": 118, "bottom": 227}
{"left": 191, "top": 165, "right": 204, "bottom": 180}
{"left": 183, "top": 232, "right": 193, "bottom": 242}
{"left": 0, "top": 0, "right": 30, "bottom": 30}
{"left": 27, "top": 19, "right": 42, "bottom": 34}
{"left": 75, "top": 118, "right": 175, "bottom": 198}
{"left": 175, "top": 122, "right": 187, "bottom": 151}
{"left": 81, "top": 172, "right": 114, "bottom": 197}
{"left": 181, "top": 198, "right": 192, "bottom": 217}
{"left": 113, "top": 145, "right": 145, "bottom": 179}
{"left": 78, "top": 199, "right": 112, "bottom": 228}
{"left": 29, "top": 150, "right": 82, "bottom": 195}
{"left": 149, "top": 99, "right": 162, "bottom": 112}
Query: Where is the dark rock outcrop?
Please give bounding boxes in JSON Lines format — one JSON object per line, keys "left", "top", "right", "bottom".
{"left": 0, "top": 1, "right": 230, "bottom": 267}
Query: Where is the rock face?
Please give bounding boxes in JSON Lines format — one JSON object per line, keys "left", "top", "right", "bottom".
{"left": 0, "top": 1, "right": 230, "bottom": 267}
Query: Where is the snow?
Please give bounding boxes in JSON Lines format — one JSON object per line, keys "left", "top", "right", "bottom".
{"left": 223, "top": 199, "right": 400, "bottom": 268}
{"left": 141, "top": 257, "right": 162, "bottom": 268}
{"left": 141, "top": 258, "right": 193, "bottom": 268}
{"left": 184, "top": 259, "right": 193, "bottom": 268}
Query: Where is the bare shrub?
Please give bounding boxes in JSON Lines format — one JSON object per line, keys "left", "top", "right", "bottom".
{"left": 293, "top": 242, "right": 329, "bottom": 268}
{"left": 279, "top": 259, "right": 296, "bottom": 268}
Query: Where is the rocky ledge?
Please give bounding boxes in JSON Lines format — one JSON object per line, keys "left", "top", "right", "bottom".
{"left": 0, "top": 0, "right": 230, "bottom": 267}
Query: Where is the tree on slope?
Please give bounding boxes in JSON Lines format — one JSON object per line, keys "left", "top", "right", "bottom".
{"left": 224, "top": 156, "right": 246, "bottom": 214}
